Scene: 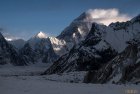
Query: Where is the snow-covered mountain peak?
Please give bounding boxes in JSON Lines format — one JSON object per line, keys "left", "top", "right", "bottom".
{"left": 33, "top": 31, "right": 48, "bottom": 39}
{"left": 27, "top": 31, "right": 49, "bottom": 49}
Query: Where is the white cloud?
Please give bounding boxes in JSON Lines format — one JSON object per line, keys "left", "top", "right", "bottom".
{"left": 86, "top": 8, "right": 131, "bottom": 26}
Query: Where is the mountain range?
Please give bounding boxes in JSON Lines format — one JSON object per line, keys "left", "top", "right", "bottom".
{"left": 0, "top": 10, "right": 140, "bottom": 84}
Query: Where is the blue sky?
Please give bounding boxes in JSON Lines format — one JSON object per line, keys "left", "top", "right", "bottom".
{"left": 0, "top": 0, "right": 140, "bottom": 40}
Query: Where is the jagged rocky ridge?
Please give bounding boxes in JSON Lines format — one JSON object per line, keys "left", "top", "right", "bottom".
{"left": 18, "top": 11, "right": 96, "bottom": 64}
{"left": 43, "top": 14, "right": 140, "bottom": 84}
{"left": 0, "top": 32, "right": 27, "bottom": 66}
{"left": 57, "top": 12, "right": 94, "bottom": 51}
{"left": 84, "top": 40, "right": 140, "bottom": 84}
{"left": 19, "top": 32, "right": 59, "bottom": 64}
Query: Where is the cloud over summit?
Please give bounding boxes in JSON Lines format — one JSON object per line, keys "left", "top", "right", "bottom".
{"left": 86, "top": 8, "right": 131, "bottom": 25}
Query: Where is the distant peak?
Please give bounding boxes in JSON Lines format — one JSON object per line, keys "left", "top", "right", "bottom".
{"left": 34, "top": 31, "right": 48, "bottom": 39}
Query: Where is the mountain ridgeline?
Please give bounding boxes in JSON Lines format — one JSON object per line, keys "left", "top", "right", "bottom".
{"left": 0, "top": 10, "right": 140, "bottom": 84}
{"left": 43, "top": 14, "right": 140, "bottom": 84}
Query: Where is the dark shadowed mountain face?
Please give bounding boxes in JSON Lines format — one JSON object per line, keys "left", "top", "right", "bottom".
{"left": 43, "top": 23, "right": 118, "bottom": 74}
{"left": 43, "top": 14, "right": 140, "bottom": 84}
{"left": 83, "top": 16, "right": 140, "bottom": 84}
{"left": 84, "top": 40, "right": 140, "bottom": 84}
{"left": 19, "top": 32, "right": 59, "bottom": 64}
{"left": 57, "top": 12, "right": 94, "bottom": 51}
{"left": 0, "top": 32, "right": 27, "bottom": 66}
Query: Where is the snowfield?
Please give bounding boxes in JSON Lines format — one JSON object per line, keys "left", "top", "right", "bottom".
{"left": 0, "top": 64, "right": 140, "bottom": 94}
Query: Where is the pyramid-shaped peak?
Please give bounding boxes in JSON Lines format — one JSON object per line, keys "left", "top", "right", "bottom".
{"left": 34, "top": 31, "right": 48, "bottom": 39}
